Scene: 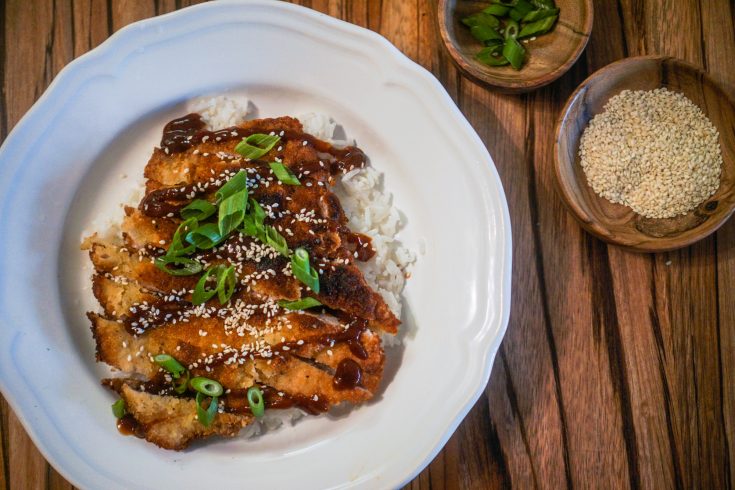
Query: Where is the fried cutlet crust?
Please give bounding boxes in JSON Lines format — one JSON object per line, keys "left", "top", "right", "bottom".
{"left": 86, "top": 114, "right": 399, "bottom": 449}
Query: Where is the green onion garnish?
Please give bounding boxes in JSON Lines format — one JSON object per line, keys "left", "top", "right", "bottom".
{"left": 192, "top": 267, "right": 219, "bottom": 305}
{"left": 154, "top": 353, "right": 187, "bottom": 378}
{"left": 218, "top": 188, "right": 248, "bottom": 237}
{"left": 216, "top": 265, "right": 237, "bottom": 304}
{"left": 476, "top": 46, "right": 510, "bottom": 66}
{"left": 174, "top": 370, "right": 190, "bottom": 394}
{"left": 278, "top": 297, "right": 323, "bottom": 310}
{"left": 461, "top": 12, "right": 500, "bottom": 28}
{"left": 190, "top": 376, "right": 224, "bottom": 397}
{"left": 483, "top": 4, "right": 509, "bottom": 16}
{"left": 111, "top": 399, "right": 126, "bottom": 419}
{"left": 291, "top": 247, "right": 320, "bottom": 293}
{"left": 165, "top": 218, "right": 198, "bottom": 257}
{"left": 185, "top": 223, "right": 224, "bottom": 250}
{"left": 471, "top": 24, "right": 503, "bottom": 43}
{"left": 268, "top": 162, "right": 301, "bottom": 185}
{"left": 195, "top": 392, "right": 218, "bottom": 427}
{"left": 154, "top": 255, "right": 203, "bottom": 276}
{"left": 241, "top": 214, "right": 263, "bottom": 241}
{"left": 502, "top": 36, "right": 525, "bottom": 70}
{"left": 215, "top": 170, "right": 248, "bottom": 203}
{"left": 193, "top": 265, "right": 238, "bottom": 305}
{"left": 522, "top": 6, "right": 558, "bottom": 22}
{"left": 518, "top": 14, "right": 557, "bottom": 37}
{"left": 241, "top": 198, "right": 267, "bottom": 240}
{"left": 265, "top": 226, "right": 289, "bottom": 256}
{"left": 249, "top": 198, "right": 266, "bottom": 224}
{"left": 461, "top": 0, "right": 558, "bottom": 70}
{"left": 234, "top": 134, "right": 280, "bottom": 161}
{"left": 181, "top": 199, "right": 216, "bottom": 221}
{"left": 247, "top": 386, "right": 265, "bottom": 418}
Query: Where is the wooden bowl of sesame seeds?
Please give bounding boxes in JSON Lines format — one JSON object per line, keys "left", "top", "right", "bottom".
{"left": 554, "top": 55, "right": 735, "bottom": 252}
{"left": 438, "top": 0, "right": 593, "bottom": 93}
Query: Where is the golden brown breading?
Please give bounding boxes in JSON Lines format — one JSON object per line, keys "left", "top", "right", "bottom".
{"left": 86, "top": 114, "right": 400, "bottom": 450}
{"left": 118, "top": 383, "right": 251, "bottom": 450}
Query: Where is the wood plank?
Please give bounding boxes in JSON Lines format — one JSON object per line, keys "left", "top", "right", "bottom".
{"left": 3, "top": 1, "right": 69, "bottom": 485}
{"left": 702, "top": 1, "right": 735, "bottom": 487}
{"left": 458, "top": 76, "right": 573, "bottom": 488}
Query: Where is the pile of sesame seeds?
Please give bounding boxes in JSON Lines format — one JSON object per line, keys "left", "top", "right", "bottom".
{"left": 578, "top": 88, "right": 722, "bottom": 219}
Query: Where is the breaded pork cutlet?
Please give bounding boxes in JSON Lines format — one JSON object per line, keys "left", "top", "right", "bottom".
{"left": 84, "top": 113, "right": 400, "bottom": 450}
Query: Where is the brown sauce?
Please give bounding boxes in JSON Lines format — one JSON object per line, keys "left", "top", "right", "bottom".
{"left": 142, "top": 113, "right": 368, "bottom": 219}
{"left": 223, "top": 386, "right": 329, "bottom": 416}
{"left": 159, "top": 114, "right": 365, "bottom": 169}
{"left": 343, "top": 231, "right": 376, "bottom": 261}
{"left": 139, "top": 182, "right": 203, "bottom": 217}
{"left": 333, "top": 359, "right": 363, "bottom": 390}
{"left": 161, "top": 113, "right": 207, "bottom": 153}
{"left": 273, "top": 318, "right": 369, "bottom": 360}
{"left": 117, "top": 415, "right": 144, "bottom": 438}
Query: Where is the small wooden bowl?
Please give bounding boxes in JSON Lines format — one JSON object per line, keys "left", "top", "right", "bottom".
{"left": 554, "top": 56, "right": 735, "bottom": 252}
{"left": 437, "top": 0, "right": 593, "bottom": 93}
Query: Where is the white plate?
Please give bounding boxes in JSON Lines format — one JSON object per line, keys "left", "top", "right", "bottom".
{"left": 0, "top": 1, "right": 511, "bottom": 488}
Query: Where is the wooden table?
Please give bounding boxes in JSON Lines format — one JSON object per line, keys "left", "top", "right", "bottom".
{"left": 1, "top": 1, "right": 733, "bottom": 488}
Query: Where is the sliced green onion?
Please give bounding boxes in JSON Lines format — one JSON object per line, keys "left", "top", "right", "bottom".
{"left": 112, "top": 399, "right": 126, "bottom": 419}
{"left": 265, "top": 225, "right": 289, "bottom": 256}
{"left": 154, "top": 353, "right": 187, "bottom": 378}
{"left": 216, "top": 265, "right": 237, "bottom": 304}
{"left": 269, "top": 162, "right": 301, "bottom": 185}
{"left": 292, "top": 247, "right": 310, "bottom": 271}
{"left": 166, "top": 218, "right": 198, "bottom": 257}
{"left": 249, "top": 198, "right": 266, "bottom": 225}
{"left": 241, "top": 214, "right": 264, "bottom": 241}
{"left": 518, "top": 14, "right": 558, "bottom": 38}
{"left": 186, "top": 223, "right": 225, "bottom": 249}
{"left": 247, "top": 386, "right": 265, "bottom": 418}
{"left": 215, "top": 170, "right": 248, "bottom": 203}
{"left": 470, "top": 24, "right": 503, "bottom": 43}
{"left": 522, "top": 7, "right": 559, "bottom": 22}
{"left": 483, "top": 5, "right": 509, "bottom": 16}
{"left": 181, "top": 199, "right": 216, "bottom": 221}
{"left": 291, "top": 247, "right": 320, "bottom": 293}
{"left": 195, "top": 392, "right": 218, "bottom": 427}
{"left": 278, "top": 297, "right": 323, "bottom": 310}
{"left": 218, "top": 188, "right": 249, "bottom": 237}
{"left": 174, "top": 370, "right": 190, "bottom": 394}
{"left": 234, "top": 134, "right": 280, "bottom": 161}
{"left": 504, "top": 19, "right": 520, "bottom": 39}
{"left": 512, "top": 0, "right": 535, "bottom": 16}
{"left": 154, "top": 255, "right": 203, "bottom": 276}
{"left": 190, "top": 376, "right": 224, "bottom": 397}
{"left": 503, "top": 36, "right": 526, "bottom": 70}
{"left": 192, "top": 267, "right": 219, "bottom": 305}
{"left": 477, "top": 46, "right": 510, "bottom": 66}
{"left": 461, "top": 12, "right": 500, "bottom": 28}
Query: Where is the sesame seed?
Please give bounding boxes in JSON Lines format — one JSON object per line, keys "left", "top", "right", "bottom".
{"left": 579, "top": 88, "right": 722, "bottom": 218}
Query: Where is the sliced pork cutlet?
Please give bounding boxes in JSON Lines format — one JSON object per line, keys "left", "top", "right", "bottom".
{"left": 134, "top": 114, "right": 399, "bottom": 332}
{"left": 87, "top": 236, "right": 385, "bottom": 449}
{"left": 86, "top": 114, "right": 398, "bottom": 449}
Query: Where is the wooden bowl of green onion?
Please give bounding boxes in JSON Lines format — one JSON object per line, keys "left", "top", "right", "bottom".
{"left": 437, "top": 0, "right": 593, "bottom": 93}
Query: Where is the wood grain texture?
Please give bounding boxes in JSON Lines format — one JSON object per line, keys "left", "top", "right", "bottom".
{"left": 554, "top": 55, "right": 735, "bottom": 252}
{"left": 1, "top": 0, "right": 734, "bottom": 489}
{"left": 438, "top": 0, "right": 593, "bottom": 92}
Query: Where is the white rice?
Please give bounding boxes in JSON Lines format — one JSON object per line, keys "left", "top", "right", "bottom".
{"left": 187, "top": 95, "right": 253, "bottom": 129}
{"left": 186, "top": 97, "right": 415, "bottom": 435}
